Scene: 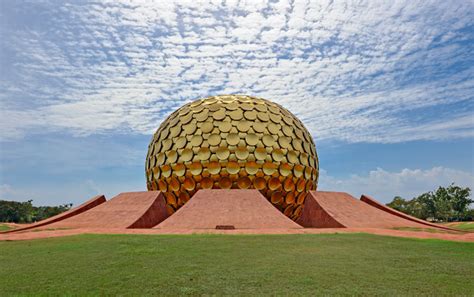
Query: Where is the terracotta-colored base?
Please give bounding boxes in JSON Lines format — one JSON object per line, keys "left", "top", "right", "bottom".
{"left": 2, "top": 190, "right": 466, "bottom": 242}
{"left": 297, "top": 191, "right": 452, "bottom": 230}
{"left": 42, "top": 191, "right": 168, "bottom": 229}
{"left": 156, "top": 189, "right": 301, "bottom": 229}
{"left": 360, "top": 195, "right": 459, "bottom": 232}
{"left": 2, "top": 195, "right": 106, "bottom": 234}
{"left": 1, "top": 227, "right": 472, "bottom": 242}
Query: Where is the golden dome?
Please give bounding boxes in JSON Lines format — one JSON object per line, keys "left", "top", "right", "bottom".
{"left": 145, "top": 95, "right": 319, "bottom": 221}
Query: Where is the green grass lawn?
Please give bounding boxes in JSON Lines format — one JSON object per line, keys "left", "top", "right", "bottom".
{"left": 0, "top": 234, "right": 473, "bottom": 296}
{"left": 0, "top": 224, "right": 14, "bottom": 231}
{"left": 448, "top": 222, "right": 474, "bottom": 232}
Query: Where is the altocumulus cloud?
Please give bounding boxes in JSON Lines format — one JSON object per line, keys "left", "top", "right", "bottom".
{"left": 1, "top": 0, "right": 473, "bottom": 143}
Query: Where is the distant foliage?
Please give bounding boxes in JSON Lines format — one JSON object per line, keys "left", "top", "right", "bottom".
{"left": 0, "top": 200, "right": 72, "bottom": 223}
{"left": 386, "top": 184, "right": 473, "bottom": 222}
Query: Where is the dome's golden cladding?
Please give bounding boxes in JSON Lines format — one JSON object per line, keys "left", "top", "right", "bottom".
{"left": 145, "top": 95, "right": 319, "bottom": 221}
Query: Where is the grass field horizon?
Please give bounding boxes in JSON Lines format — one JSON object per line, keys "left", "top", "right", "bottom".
{"left": 1, "top": 233, "right": 473, "bottom": 296}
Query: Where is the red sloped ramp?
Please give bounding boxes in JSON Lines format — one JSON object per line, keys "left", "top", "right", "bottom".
{"left": 44, "top": 191, "right": 168, "bottom": 229}
{"left": 155, "top": 189, "right": 302, "bottom": 229}
{"left": 2, "top": 195, "right": 106, "bottom": 234}
{"left": 297, "top": 191, "right": 430, "bottom": 229}
{"left": 360, "top": 194, "right": 459, "bottom": 232}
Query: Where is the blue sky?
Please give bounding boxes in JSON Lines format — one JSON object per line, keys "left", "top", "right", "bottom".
{"left": 0, "top": 0, "right": 473, "bottom": 206}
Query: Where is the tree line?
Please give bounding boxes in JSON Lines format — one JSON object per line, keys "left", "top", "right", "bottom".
{"left": 0, "top": 200, "right": 72, "bottom": 223}
{"left": 386, "top": 184, "right": 473, "bottom": 222}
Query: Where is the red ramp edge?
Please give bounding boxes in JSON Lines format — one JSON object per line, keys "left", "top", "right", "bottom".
{"left": 297, "top": 191, "right": 432, "bottom": 229}
{"left": 155, "top": 189, "right": 302, "bottom": 229}
{"left": 42, "top": 191, "right": 168, "bottom": 229}
{"left": 2, "top": 195, "right": 106, "bottom": 234}
{"left": 360, "top": 194, "right": 460, "bottom": 232}
{"left": 296, "top": 192, "right": 345, "bottom": 228}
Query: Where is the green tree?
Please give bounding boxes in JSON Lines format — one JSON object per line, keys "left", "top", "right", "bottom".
{"left": 386, "top": 184, "right": 472, "bottom": 222}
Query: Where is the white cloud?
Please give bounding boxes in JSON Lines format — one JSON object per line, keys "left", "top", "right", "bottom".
{"left": 319, "top": 167, "right": 474, "bottom": 203}
{"left": 0, "top": 0, "right": 473, "bottom": 143}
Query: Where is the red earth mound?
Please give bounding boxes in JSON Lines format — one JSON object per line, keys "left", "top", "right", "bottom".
{"left": 37, "top": 191, "right": 168, "bottom": 229}
{"left": 155, "top": 189, "right": 302, "bottom": 229}
{"left": 2, "top": 194, "right": 106, "bottom": 234}
{"left": 297, "top": 191, "right": 437, "bottom": 229}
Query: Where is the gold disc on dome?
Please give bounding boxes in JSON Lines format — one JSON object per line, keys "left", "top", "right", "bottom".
{"left": 189, "top": 162, "right": 203, "bottom": 175}
{"left": 219, "top": 176, "right": 232, "bottom": 189}
{"left": 262, "top": 162, "right": 277, "bottom": 175}
{"left": 181, "top": 148, "right": 193, "bottom": 162}
{"left": 237, "top": 176, "right": 251, "bottom": 189}
{"left": 279, "top": 163, "right": 292, "bottom": 177}
{"left": 294, "top": 164, "right": 304, "bottom": 178}
{"left": 162, "top": 139, "right": 173, "bottom": 151}
{"left": 240, "top": 103, "right": 253, "bottom": 111}
{"left": 226, "top": 133, "right": 240, "bottom": 146}
{"left": 200, "top": 177, "right": 214, "bottom": 189}
{"left": 262, "top": 135, "right": 275, "bottom": 147}
{"left": 194, "top": 109, "right": 209, "bottom": 122}
{"left": 208, "top": 161, "right": 221, "bottom": 175}
{"left": 236, "top": 120, "right": 251, "bottom": 132}
{"left": 278, "top": 136, "right": 291, "bottom": 149}
{"left": 254, "top": 147, "right": 267, "bottom": 160}
{"left": 271, "top": 191, "right": 283, "bottom": 204}
{"left": 229, "top": 109, "right": 243, "bottom": 120}
{"left": 156, "top": 153, "right": 166, "bottom": 165}
{"left": 158, "top": 179, "right": 167, "bottom": 192}
{"left": 257, "top": 112, "right": 269, "bottom": 122}
{"left": 172, "top": 163, "right": 186, "bottom": 176}
{"left": 282, "top": 125, "right": 293, "bottom": 137}
{"left": 268, "top": 177, "right": 281, "bottom": 191}
{"left": 183, "top": 122, "right": 197, "bottom": 134}
{"left": 245, "top": 161, "right": 259, "bottom": 175}
{"left": 271, "top": 148, "right": 284, "bottom": 162}
{"left": 201, "top": 122, "right": 214, "bottom": 133}
{"left": 174, "top": 136, "right": 186, "bottom": 149}
{"left": 296, "top": 179, "right": 306, "bottom": 192}
{"left": 169, "top": 177, "right": 180, "bottom": 192}
{"left": 226, "top": 161, "right": 240, "bottom": 174}
{"left": 305, "top": 167, "right": 312, "bottom": 179}
{"left": 197, "top": 147, "right": 211, "bottom": 160}
{"left": 235, "top": 147, "right": 249, "bottom": 160}
{"left": 245, "top": 133, "right": 258, "bottom": 146}
{"left": 225, "top": 101, "right": 239, "bottom": 110}
{"left": 169, "top": 125, "right": 181, "bottom": 138}
{"left": 287, "top": 150, "right": 299, "bottom": 164}
{"left": 253, "top": 122, "right": 266, "bottom": 133}
{"left": 178, "top": 192, "right": 190, "bottom": 204}
{"left": 183, "top": 176, "right": 196, "bottom": 191}
{"left": 190, "top": 135, "right": 203, "bottom": 147}
{"left": 267, "top": 122, "right": 279, "bottom": 134}
{"left": 269, "top": 113, "right": 281, "bottom": 124}
{"left": 253, "top": 176, "right": 266, "bottom": 190}
{"left": 165, "top": 192, "right": 177, "bottom": 207}
{"left": 244, "top": 110, "right": 257, "bottom": 120}
{"left": 216, "top": 147, "right": 230, "bottom": 160}
{"left": 286, "top": 192, "right": 295, "bottom": 204}
{"left": 284, "top": 205, "right": 294, "bottom": 216}
{"left": 212, "top": 108, "right": 226, "bottom": 120}
{"left": 283, "top": 178, "right": 295, "bottom": 192}
{"left": 218, "top": 121, "right": 232, "bottom": 132}
{"left": 255, "top": 103, "right": 268, "bottom": 112}
{"left": 166, "top": 150, "right": 178, "bottom": 164}
{"left": 208, "top": 134, "right": 221, "bottom": 146}
{"left": 300, "top": 152, "right": 309, "bottom": 166}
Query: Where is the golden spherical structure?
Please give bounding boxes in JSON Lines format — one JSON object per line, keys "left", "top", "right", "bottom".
{"left": 145, "top": 95, "right": 319, "bottom": 221}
